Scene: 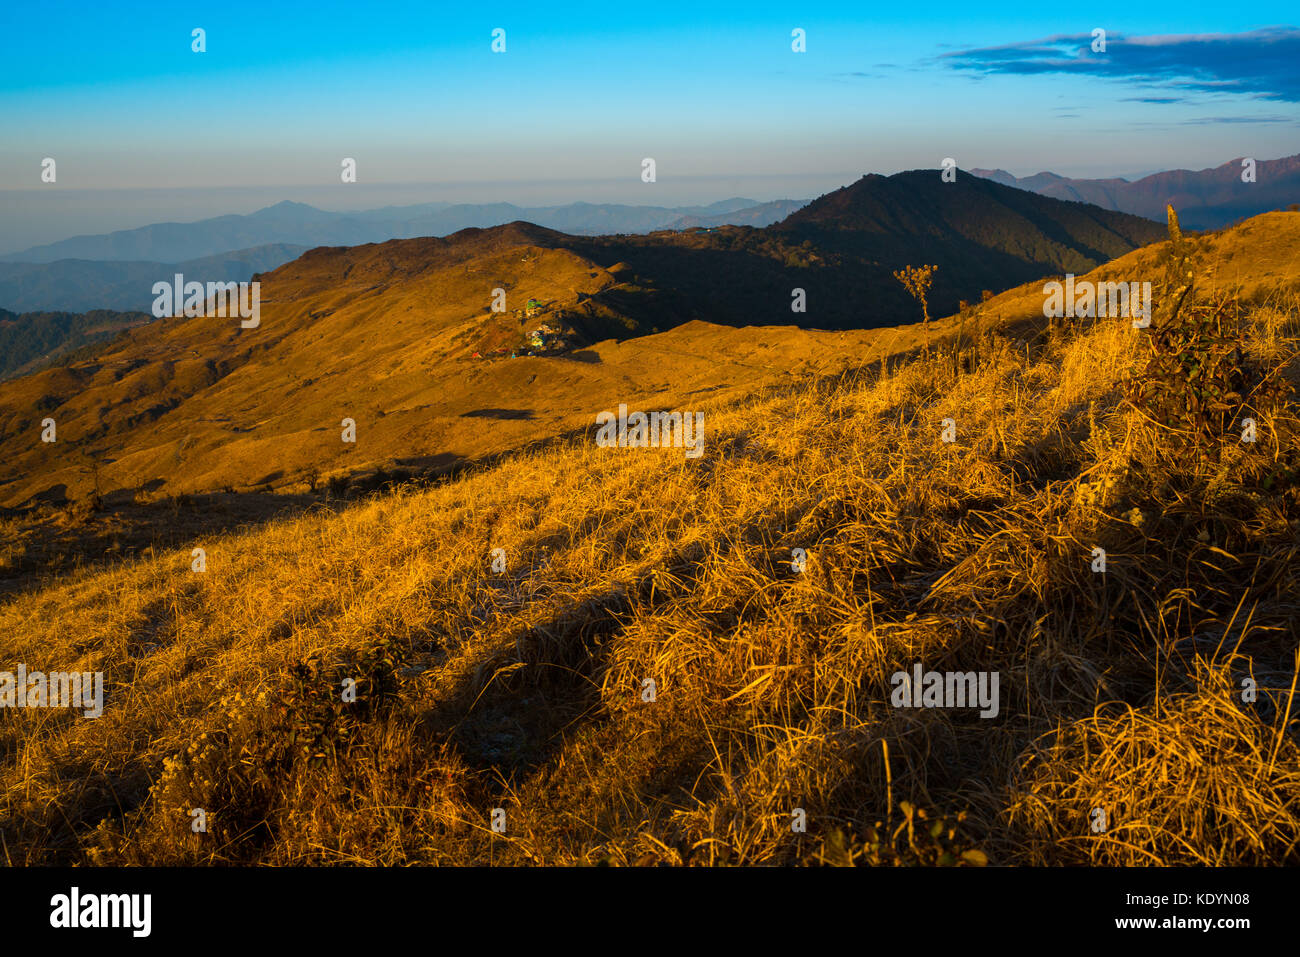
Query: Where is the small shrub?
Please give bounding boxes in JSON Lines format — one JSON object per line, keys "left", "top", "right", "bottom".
{"left": 139, "top": 636, "right": 411, "bottom": 860}
{"left": 274, "top": 635, "right": 409, "bottom": 768}
{"left": 893, "top": 264, "right": 939, "bottom": 353}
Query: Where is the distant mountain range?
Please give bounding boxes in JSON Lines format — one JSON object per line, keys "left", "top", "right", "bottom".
{"left": 0, "top": 244, "right": 310, "bottom": 314}
{"left": 0, "top": 198, "right": 808, "bottom": 265}
{"left": 971, "top": 154, "right": 1300, "bottom": 230}
{"left": 0, "top": 198, "right": 809, "bottom": 314}
{"left": 665, "top": 199, "right": 807, "bottom": 229}
{"left": 9, "top": 153, "right": 1291, "bottom": 316}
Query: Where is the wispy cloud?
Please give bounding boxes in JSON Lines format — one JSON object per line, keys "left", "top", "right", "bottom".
{"left": 941, "top": 27, "right": 1300, "bottom": 102}
{"left": 1180, "top": 115, "right": 1295, "bottom": 125}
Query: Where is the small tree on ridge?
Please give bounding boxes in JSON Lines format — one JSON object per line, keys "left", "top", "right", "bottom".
{"left": 894, "top": 264, "right": 938, "bottom": 354}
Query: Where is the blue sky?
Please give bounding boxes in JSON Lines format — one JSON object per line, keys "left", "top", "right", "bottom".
{"left": 1, "top": 1, "right": 1297, "bottom": 247}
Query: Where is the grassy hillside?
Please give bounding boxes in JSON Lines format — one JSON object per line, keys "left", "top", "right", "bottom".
{"left": 0, "top": 220, "right": 950, "bottom": 510}
{"left": 2, "top": 213, "right": 1297, "bottom": 865}
{"left": 0, "top": 177, "right": 1173, "bottom": 511}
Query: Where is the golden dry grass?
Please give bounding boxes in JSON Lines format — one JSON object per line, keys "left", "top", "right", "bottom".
{"left": 1, "top": 279, "right": 1298, "bottom": 866}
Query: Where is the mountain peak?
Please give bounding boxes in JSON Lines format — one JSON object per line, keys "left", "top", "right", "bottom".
{"left": 250, "top": 200, "right": 330, "bottom": 219}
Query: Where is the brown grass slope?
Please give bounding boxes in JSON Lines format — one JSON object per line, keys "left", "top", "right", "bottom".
{"left": 969, "top": 211, "right": 1300, "bottom": 328}
{"left": 0, "top": 221, "right": 930, "bottom": 513}
{"left": 2, "top": 214, "right": 1299, "bottom": 866}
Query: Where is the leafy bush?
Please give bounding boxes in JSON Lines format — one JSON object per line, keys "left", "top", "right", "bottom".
{"left": 140, "top": 636, "right": 410, "bottom": 857}
{"left": 275, "top": 636, "right": 409, "bottom": 768}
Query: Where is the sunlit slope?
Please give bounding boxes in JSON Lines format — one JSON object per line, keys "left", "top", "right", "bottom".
{"left": 2, "top": 240, "right": 1296, "bottom": 865}
{"left": 0, "top": 223, "right": 934, "bottom": 508}
{"left": 952, "top": 211, "right": 1300, "bottom": 327}
{"left": 0, "top": 230, "right": 610, "bottom": 503}
{"left": 3, "top": 211, "right": 1296, "bottom": 510}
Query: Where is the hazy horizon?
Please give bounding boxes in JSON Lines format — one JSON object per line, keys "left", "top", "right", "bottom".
{"left": 0, "top": 153, "right": 1291, "bottom": 256}
{"left": 4, "top": 176, "right": 840, "bottom": 254}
